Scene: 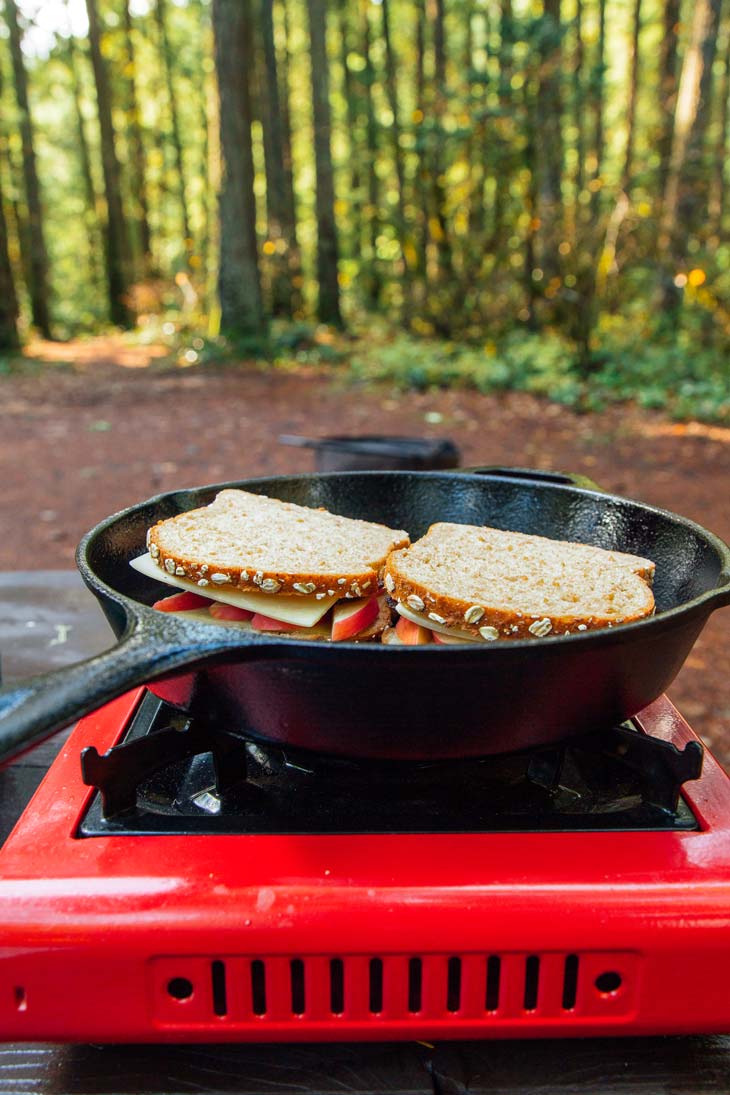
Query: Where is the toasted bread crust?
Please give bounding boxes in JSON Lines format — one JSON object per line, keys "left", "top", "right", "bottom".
{"left": 147, "top": 489, "right": 409, "bottom": 600}
{"left": 383, "top": 523, "right": 656, "bottom": 641}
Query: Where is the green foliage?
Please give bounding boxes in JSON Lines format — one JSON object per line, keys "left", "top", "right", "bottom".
{"left": 344, "top": 319, "right": 730, "bottom": 424}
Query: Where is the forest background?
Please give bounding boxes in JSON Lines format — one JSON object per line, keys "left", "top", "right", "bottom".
{"left": 1, "top": 0, "right": 730, "bottom": 422}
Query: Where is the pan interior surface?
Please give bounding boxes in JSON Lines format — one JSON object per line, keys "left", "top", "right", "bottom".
{"left": 84, "top": 472, "right": 727, "bottom": 618}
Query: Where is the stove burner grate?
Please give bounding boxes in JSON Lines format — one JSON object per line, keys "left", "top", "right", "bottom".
{"left": 78, "top": 692, "right": 702, "bottom": 837}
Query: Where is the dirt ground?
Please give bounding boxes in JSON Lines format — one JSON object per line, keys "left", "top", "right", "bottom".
{"left": 5, "top": 336, "right": 730, "bottom": 765}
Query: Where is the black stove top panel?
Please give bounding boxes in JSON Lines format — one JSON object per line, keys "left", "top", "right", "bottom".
{"left": 76, "top": 692, "right": 702, "bottom": 837}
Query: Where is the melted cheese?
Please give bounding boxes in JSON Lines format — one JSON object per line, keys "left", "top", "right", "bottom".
{"left": 130, "top": 552, "right": 337, "bottom": 626}
{"left": 395, "top": 602, "right": 482, "bottom": 642}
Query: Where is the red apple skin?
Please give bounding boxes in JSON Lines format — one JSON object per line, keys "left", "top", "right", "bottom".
{"left": 251, "top": 613, "right": 299, "bottom": 632}
{"left": 209, "top": 602, "right": 254, "bottom": 622}
{"left": 153, "top": 592, "right": 213, "bottom": 612}
{"left": 394, "top": 615, "right": 432, "bottom": 645}
{"left": 331, "top": 596, "right": 380, "bottom": 641}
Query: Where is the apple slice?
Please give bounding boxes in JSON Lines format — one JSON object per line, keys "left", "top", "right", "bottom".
{"left": 209, "top": 602, "right": 254, "bottom": 622}
{"left": 251, "top": 612, "right": 300, "bottom": 632}
{"left": 153, "top": 591, "right": 213, "bottom": 612}
{"left": 394, "top": 615, "right": 432, "bottom": 645}
{"left": 331, "top": 595, "right": 380, "bottom": 642}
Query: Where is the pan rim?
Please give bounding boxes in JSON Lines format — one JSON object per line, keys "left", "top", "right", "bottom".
{"left": 76, "top": 469, "right": 730, "bottom": 652}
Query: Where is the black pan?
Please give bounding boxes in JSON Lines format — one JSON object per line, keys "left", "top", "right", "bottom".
{"left": 1, "top": 467, "right": 730, "bottom": 764}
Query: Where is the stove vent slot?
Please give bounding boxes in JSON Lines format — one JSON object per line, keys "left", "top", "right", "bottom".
{"left": 486, "top": 955, "right": 501, "bottom": 1011}
{"left": 562, "top": 953, "right": 579, "bottom": 1010}
{"left": 211, "top": 961, "right": 227, "bottom": 1017}
{"left": 152, "top": 950, "right": 637, "bottom": 1027}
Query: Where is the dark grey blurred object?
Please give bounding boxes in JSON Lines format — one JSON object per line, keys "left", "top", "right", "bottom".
{"left": 278, "top": 435, "right": 461, "bottom": 472}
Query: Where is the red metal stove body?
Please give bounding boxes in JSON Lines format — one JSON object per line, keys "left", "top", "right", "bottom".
{"left": 1, "top": 689, "right": 730, "bottom": 1043}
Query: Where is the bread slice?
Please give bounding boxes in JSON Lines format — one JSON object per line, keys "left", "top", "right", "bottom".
{"left": 147, "top": 489, "right": 410, "bottom": 599}
{"left": 383, "top": 523, "right": 655, "bottom": 641}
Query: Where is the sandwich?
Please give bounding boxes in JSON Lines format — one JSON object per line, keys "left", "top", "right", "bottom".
{"left": 381, "top": 522, "right": 656, "bottom": 645}
{"left": 130, "top": 489, "right": 410, "bottom": 641}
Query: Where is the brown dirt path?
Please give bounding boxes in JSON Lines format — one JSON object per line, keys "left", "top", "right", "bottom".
{"left": 5, "top": 336, "right": 730, "bottom": 764}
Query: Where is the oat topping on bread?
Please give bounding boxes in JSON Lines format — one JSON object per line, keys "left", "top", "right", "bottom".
{"left": 383, "top": 523, "right": 656, "bottom": 641}
{"left": 147, "top": 489, "right": 410, "bottom": 598}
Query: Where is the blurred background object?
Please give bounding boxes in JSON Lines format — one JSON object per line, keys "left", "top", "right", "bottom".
{"left": 279, "top": 434, "right": 461, "bottom": 471}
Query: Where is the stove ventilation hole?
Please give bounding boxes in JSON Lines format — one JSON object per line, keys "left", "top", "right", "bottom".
{"left": 447, "top": 957, "right": 462, "bottom": 1012}
{"left": 329, "top": 958, "right": 344, "bottom": 1015}
{"left": 595, "top": 970, "right": 622, "bottom": 994}
{"left": 562, "top": 954, "right": 579, "bottom": 1010}
{"left": 211, "top": 960, "right": 227, "bottom": 1017}
{"left": 408, "top": 957, "right": 422, "bottom": 1013}
{"left": 485, "top": 956, "right": 501, "bottom": 1012}
{"left": 250, "top": 959, "right": 266, "bottom": 1015}
{"left": 369, "top": 957, "right": 383, "bottom": 1014}
{"left": 290, "top": 958, "right": 306, "bottom": 1015}
{"left": 13, "top": 986, "right": 27, "bottom": 1013}
{"left": 167, "top": 977, "right": 193, "bottom": 1001}
{"left": 523, "top": 955, "right": 540, "bottom": 1011}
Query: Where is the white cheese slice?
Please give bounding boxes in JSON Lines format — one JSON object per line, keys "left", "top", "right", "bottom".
{"left": 161, "top": 607, "right": 331, "bottom": 640}
{"left": 130, "top": 553, "right": 337, "bottom": 626}
{"left": 395, "top": 602, "right": 483, "bottom": 642}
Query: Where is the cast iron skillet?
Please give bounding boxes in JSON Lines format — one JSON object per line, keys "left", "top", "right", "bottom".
{"left": 1, "top": 467, "right": 730, "bottom": 764}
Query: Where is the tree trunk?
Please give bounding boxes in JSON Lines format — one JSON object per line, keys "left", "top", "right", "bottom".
{"left": 259, "top": 0, "right": 297, "bottom": 316}
{"left": 0, "top": 161, "right": 19, "bottom": 350}
{"left": 336, "top": 0, "right": 362, "bottom": 263}
{"left": 589, "top": 0, "right": 606, "bottom": 220}
{"left": 380, "top": 0, "right": 411, "bottom": 298}
{"left": 121, "top": 0, "right": 152, "bottom": 272}
{"left": 277, "top": 0, "right": 299, "bottom": 280}
{"left": 154, "top": 0, "right": 193, "bottom": 262}
{"left": 86, "top": 0, "right": 133, "bottom": 328}
{"left": 359, "top": 0, "right": 381, "bottom": 308}
{"left": 212, "top": 0, "right": 265, "bottom": 340}
{"left": 306, "top": 0, "right": 343, "bottom": 326}
{"left": 490, "top": 0, "right": 514, "bottom": 254}
{"left": 657, "top": 0, "right": 681, "bottom": 198}
{"left": 709, "top": 17, "right": 730, "bottom": 235}
{"left": 429, "top": 0, "right": 454, "bottom": 291}
{"left": 4, "top": 0, "right": 52, "bottom": 338}
{"left": 621, "top": 0, "right": 643, "bottom": 194}
{"left": 536, "top": 0, "right": 564, "bottom": 283}
{"left": 660, "top": 0, "right": 722, "bottom": 258}
{"left": 573, "top": 0, "right": 585, "bottom": 198}
{"left": 64, "top": 24, "right": 103, "bottom": 291}
{"left": 414, "top": 0, "right": 428, "bottom": 285}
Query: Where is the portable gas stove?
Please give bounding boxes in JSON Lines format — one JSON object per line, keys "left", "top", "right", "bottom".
{"left": 1, "top": 686, "right": 730, "bottom": 1043}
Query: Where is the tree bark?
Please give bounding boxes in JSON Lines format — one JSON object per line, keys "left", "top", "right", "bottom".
{"left": 277, "top": 0, "right": 299, "bottom": 277}
{"left": 86, "top": 0, "right": 133, "bottom": 327}
{"left": 0, "top": 160, "right": 19, "bottom": 350}
{"left": 306, "top": 0, "right": 342, "bottom": 326}
{"left": 660, "top": 0, "right": 722, "bottom": 257}
{"left": 336, "top": 0, "right": 362, "bottom": 262}
{"left": 64, "top": 25, "right": 103, "bottom": 291}
{"left": 154, "top": 0, "right": 193, "bottom": 262}
{"left": 380, "top": 0, "right": 411, "bottom": 296}
{"left": 121, "top": 0, "right": 152, "bottom": 271}
{"left": 212, "top": 0, "right": 265, "bottom": 340}
{"left": 573, "top": 0, "right": 585, "bottom": 198}
{"left": 359, "top": 0, "right": 381, "bottom": 308}
{"left": 4, "top": 0, "right": 52, "bottom": 338}
{"left": 709, "top": 17, "right": 730, "bottom": 235}
{"left": 589, "top": 0, "right": 606, "bottom": 220}
{"left": 259, "top": 0, "right": 297, "bottom": 316}
{"left": 621, "top": 0, "right": 643, "bottom": 195}
{"left": 657, "top": 0, "right": 681, "bottom": 197}
{"left": 536, "top": 0, "right": 564, "bottom": 282}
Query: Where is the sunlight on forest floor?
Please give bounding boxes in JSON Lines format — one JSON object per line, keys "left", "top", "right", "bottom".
{"left": 23, "top": 336, "right": 171, "bottom": 371}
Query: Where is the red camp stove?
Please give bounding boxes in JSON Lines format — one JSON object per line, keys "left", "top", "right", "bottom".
{"left": 1, "top": 686, "right": 730, "bottom": 1042}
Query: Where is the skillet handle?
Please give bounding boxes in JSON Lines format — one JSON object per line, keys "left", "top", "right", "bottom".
{"left": 0, "top": 623, "right": 248, "bottom": 768}
{"left": 462, "top": 465, "right": 606, "bottom": 492}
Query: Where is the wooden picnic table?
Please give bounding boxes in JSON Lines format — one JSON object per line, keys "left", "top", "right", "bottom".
{"left": 1, "top": 570, "right": 730, "bottom": 1094}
